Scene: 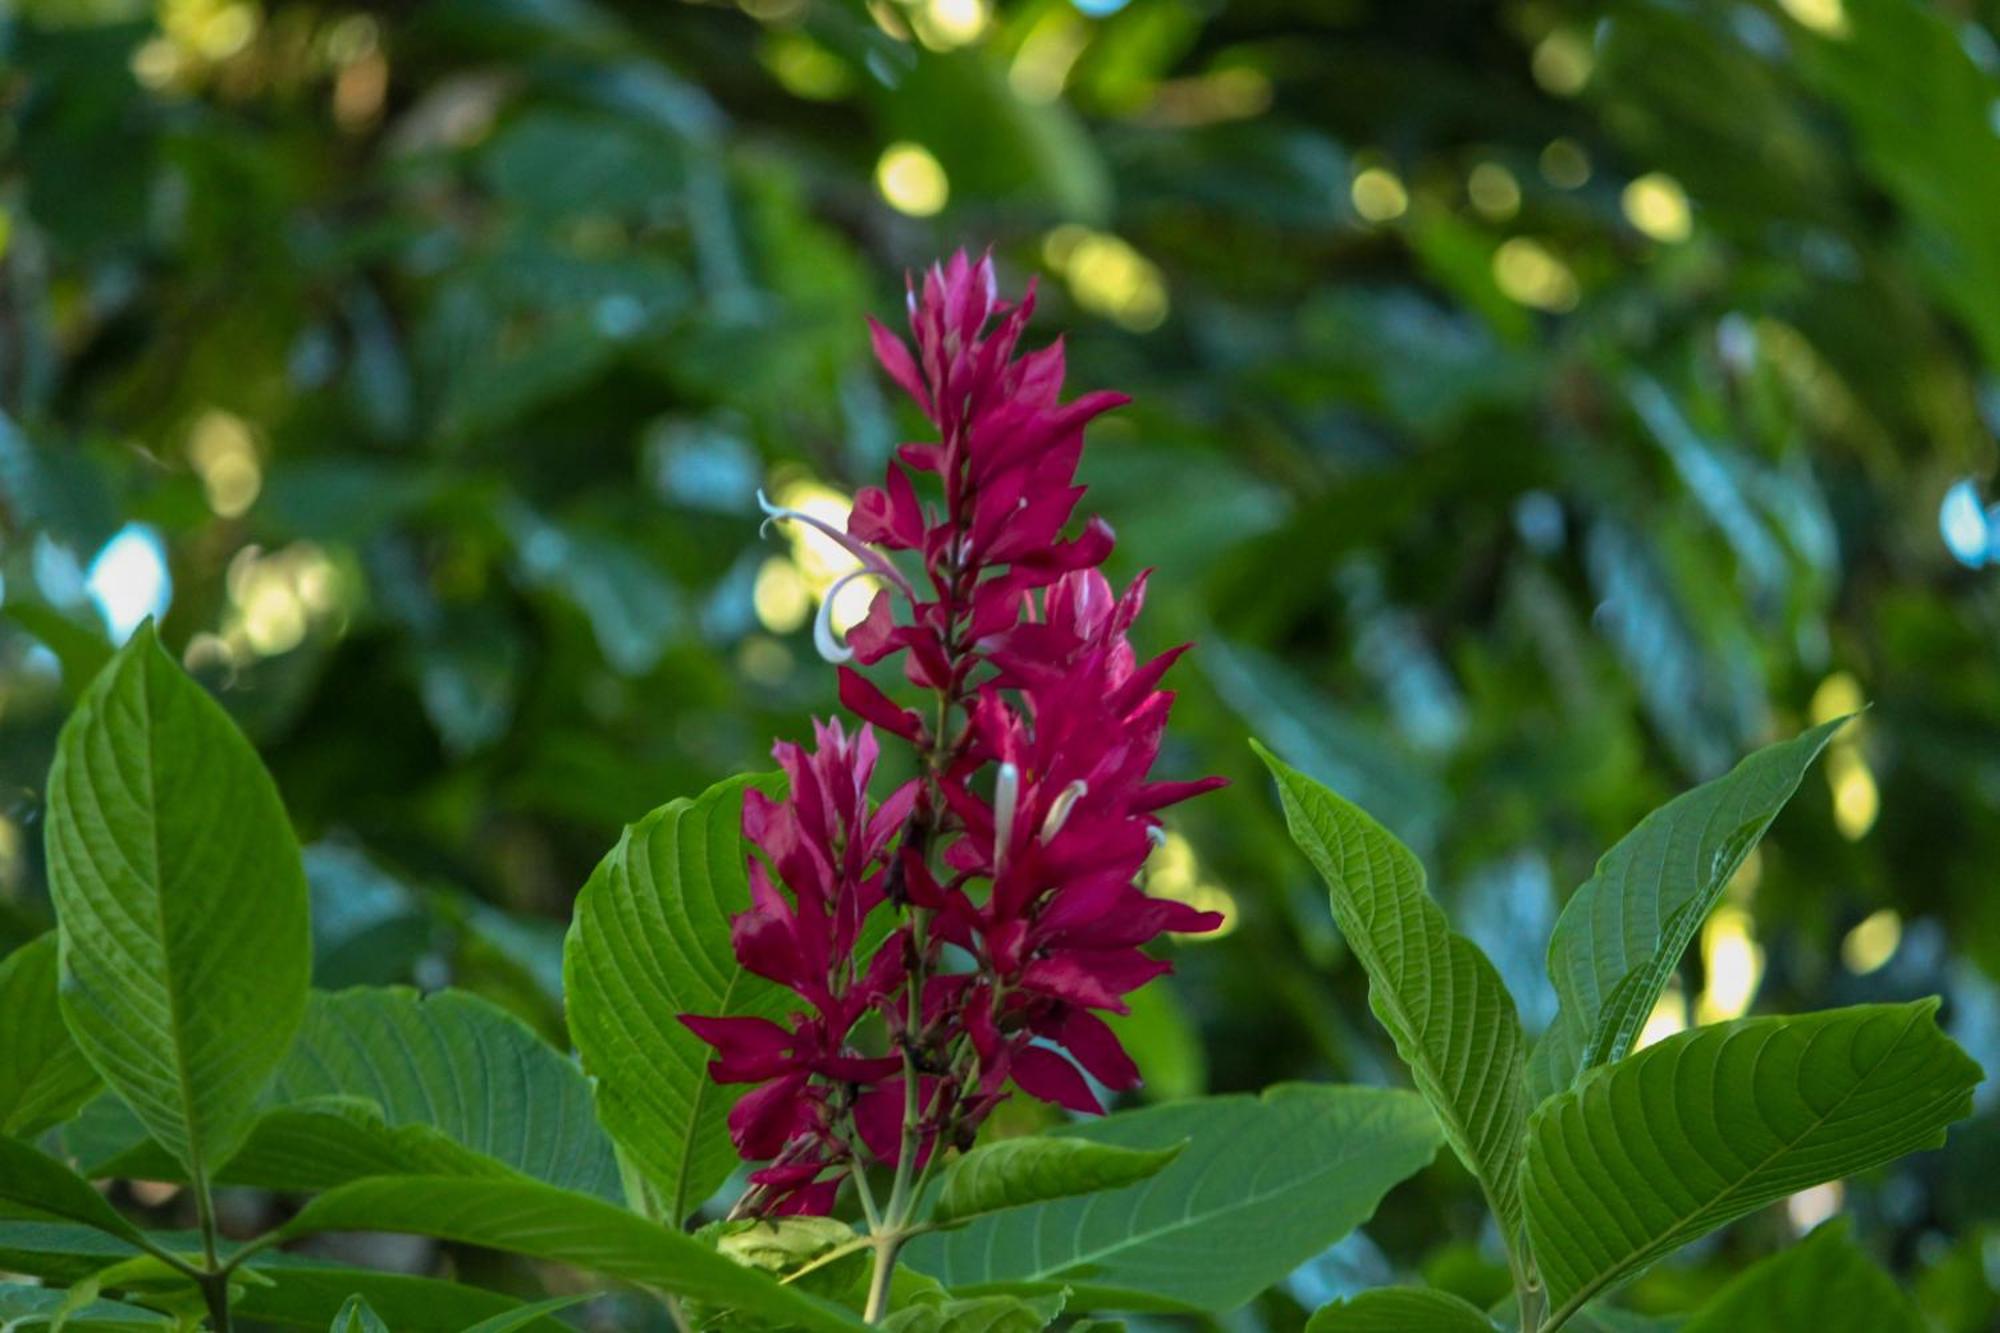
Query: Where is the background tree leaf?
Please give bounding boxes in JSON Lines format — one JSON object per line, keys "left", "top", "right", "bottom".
{"left": 1524, "top": 1000, "right": 1981, "bottom": 1320}
{"left": 456, "top": 1294, "right": 591, "bottom": 1333}
{"left": 1528, "top": 719, "right": 1847, "bottom": 1101}
{"left": 904, "top": 1084, "right": 1442, "bottom": 1313}
{"left": 1675, "top": 1218, "right": 1924, "bottom": 1333}
{"left": 928, "top": 1137, "right": 1182, "bottom": 1228}
{"left": 1305, "top": 1288, "right": 1498, "bottom": 1332}
{"left": 562, "top": 772, "right": 789, "bottom": 1223}
{"left": 45, "top": 624, "right": 311, "bottom": 1181}
{"left": 278, "top": 1175, "right": 865, "bottom": 1331}
{"left": 1255, "top": 742, "right": 1530, "bottom": 1252}
{"left": 0, "top": 933, "right": 100, "bottom": 1138}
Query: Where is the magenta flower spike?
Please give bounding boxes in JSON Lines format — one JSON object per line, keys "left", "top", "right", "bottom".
{"left": 682, "top": 249, "right": 1225, "bottom": 1218}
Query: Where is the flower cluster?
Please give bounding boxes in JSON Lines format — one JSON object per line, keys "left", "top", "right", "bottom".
{"left": 682, "top": 251, "right": 1223, "bottom": 1216}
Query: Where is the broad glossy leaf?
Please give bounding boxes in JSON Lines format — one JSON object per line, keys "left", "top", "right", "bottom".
{"left": 0, "top": 1281, "right": 170, "bottom": 1331}
{"left": 928, "top": 1137, "right": 1182, "bottom": 1227}
{"left": 332, "top": 1295, "right": 390, "bottom": 1333}
{"left": 1676, "top": 1219, "right": 1923, "bottom": 1333}
{"left": 1306, "top": 1288, "right": 1497, "bottom": 1332}
{"left": 45, "top": 624, "right": 311, "bottom": 1180}
{"left": 880, "top": 1293, "right": 1066, "bottom": 1333}
{"left": 1255, "top": 743, "right": 1529, "bottom": 1244}
{"left": 279, "top": 1176, "right": 863, "bottom": 1331}
{"left": 1524, "top": 1001, "right": 1980, "bottom": 1318}
{"left": 563, "top": 774, "right": 789, "bottom": 1222}
{"left": 0, "top": 934, "right": 99, "bottom": 1137}
{"left": 905, "top": 1084, "right": 1441, "bottom": 1313}
{"left": 0, "top": 1138, "right": 146, "bottom": 1247}
{"left": 1529, "top": 719, "right": 1845, "bottom": 1101}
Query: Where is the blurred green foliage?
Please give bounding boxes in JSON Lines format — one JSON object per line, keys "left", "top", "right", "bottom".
{"left": 3, "top": 0, "right": 2000, "bottom": 1326}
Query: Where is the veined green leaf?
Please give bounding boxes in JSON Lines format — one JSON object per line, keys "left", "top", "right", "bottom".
{"left": 0, "top": 934, "right": 100, "bottom": 1137}
{"left": 880, "top": 1292, "right": 1066, "bottom": 1333}
{"left": 1676, "top": 1218, "right": 1924, "bottom": 1333}
{"left": 904, "top": 1084, "right": 1441, "bottom": 1313}
{"left": 928, "top": 1137, "right": 1182, "bottom": 1227}
{"left": 1524, "top": 1001, "right": 1981, "bottom": 1319}
{"left": 0, "top": 1138, "right": 146, "bottom": 1248}
{"left": 1306, "top": 1288, "right": 1497, "bottom": 1332}
{"left": 278, "top": 1176, "right": 864, "bottom": 1331}
{"left": 260, "top": 988, "right": 618, "bottom": 1197}
{"left": 83, "top": 987, "right": 617, "bottom": 1197}
{"left": 563, "top": 773, "right": 790, "bottom": 1222}
{"left": 0, "top": 1281, "right": 170, "bottom": 1331}
{"left": 331, "top": 1295, "right": 391, "bottom": 1333}
{"left": 1528, "top": 719, "right": 1846, "bottom": 1102}
{"left": 45, "top": 623, "right": 311, "bottom": 1180}
{"left": 1255, "top": 742, "right": 1530, "bottom": 1247}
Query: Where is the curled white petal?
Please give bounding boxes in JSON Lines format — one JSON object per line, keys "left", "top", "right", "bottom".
{"left": 810, "top": 567, "right": 887, "bottom": 665}
{"left": 1039, "top": 780, "right": 1088, "bottom": 844}
{"left": 993, "top": 762, "right": 1021, "bottom": 875}
{"left": 753, "top": 488, "right": 914, "bottom": 598}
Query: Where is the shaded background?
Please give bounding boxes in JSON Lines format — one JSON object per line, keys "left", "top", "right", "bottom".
{"left": 4, "top": 0, "right": 2000, "bottom": 1325}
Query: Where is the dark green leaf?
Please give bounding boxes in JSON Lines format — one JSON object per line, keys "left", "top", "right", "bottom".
{"left": 1525, "top": 1001, "right": 1981, "bottom": 1320}
{"left": 279, "top": 1176, "right": 863, "bottom": 1330}
{"left": 1306, "top": 1288, "right": 1498, "bottom": 1332}
{"left": 1676, "top": 1219, "right": 1924, "bottom": 1333}
{"left": 928, "top": 1137, "right": 1182, "bottom": 1228}
{"left": 0, "top": 1281, "right": 170, "bottom": 1331}
{"left": 0, "top": 1138, "right": 146, "bottom": 1248}
{"left": 904, "top": 1084, "right": 1441, "bottom": 1313}
{"left": 45, "top": 623, "right": 311, "bottom": 1181}
{"left": 0, "top": 934, "right": 100, "bottom": 1138}
{"left": 1529, "top": 719, "right": 1846, "bottom": 1101}
{"left": 879, "top": 1292, "right": 1066, "bottom": 1333}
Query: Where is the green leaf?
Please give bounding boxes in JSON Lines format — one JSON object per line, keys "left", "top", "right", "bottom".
{"left": 278, "top": 1176, "right": 864, "bottom": 1331}
{"left": 1254, "top": 742, "right": 1530, "bottom": 1247}
{"left": 879, "top": 1293, "right": 1067, "bottom": 1333}
{"left": 563, "top": 774, "right": 790, "bottom": 1223}
{"left": 904, "top": 1084, "right": 1442, "bottom": 1313}
{"left": 1306, "top": 1288, "right": 1498, "bottom": 1332}
{"left": 928, "top": 1137, "right": 1182, "bottom": 1228}
{"left": 45, "top": 623, "right": 311, "bottom": 1181}
{"left": 1676, "top": 1218, "right": 1924, "bottom": 1333}
{"left": 332, "top": 1295, "right": 391, "bottom": 1333}
{"left": 1524, "top": 1000, "right": 1981, "bottom": 1319}
{"left": 0, "top": 1138, "right": 146, "bottom": 1248}
{"left": 258, "top": 987, "right": 618, "bottom": 1197}
{"left": 456, "top": 1294, "right": 590, "bottom": 1333}
{"left": 0, "top": 934, "right": 100, "bottom": 1137}
{"left": 0, "top": 1224, "right": 572, "bottom": 1331}
{"left": 1528, "top": 719, "right": 1846, "bottom": 1102}
{"left": 0, "top": 1281, "right": 171, "bottom": 1331}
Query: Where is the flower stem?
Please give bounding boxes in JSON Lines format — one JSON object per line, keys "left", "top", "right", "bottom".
{"left": 862, "top": 1234, "right": 905, "bottom": 1324}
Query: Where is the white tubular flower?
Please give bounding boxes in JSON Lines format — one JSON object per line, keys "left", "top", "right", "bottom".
{"left": 992, "top": 762, "right": 1021, "bottom": 875}
{"left": 1039, "top": 780, "right": 1088, "bottom": 843}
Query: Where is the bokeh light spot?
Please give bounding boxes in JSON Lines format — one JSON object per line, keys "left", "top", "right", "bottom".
{"left": 876, "top": 142, "right": 949, "bottom": 216}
